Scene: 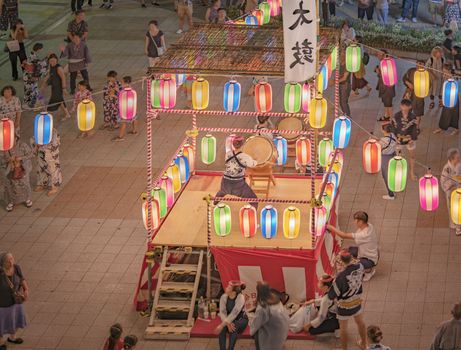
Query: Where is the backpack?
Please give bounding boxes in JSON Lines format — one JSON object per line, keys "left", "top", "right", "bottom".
{"left": 363, "top": 52, "right": 370, "bottom": 65}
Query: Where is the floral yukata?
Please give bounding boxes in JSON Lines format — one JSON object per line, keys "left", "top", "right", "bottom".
{"left": 103, "top": 80, "right": 122, "bottom": 127}
{"left": 31, "top": 129, "right": 62, "bottom": 189}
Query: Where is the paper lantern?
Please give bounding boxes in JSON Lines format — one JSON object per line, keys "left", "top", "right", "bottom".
{"left": 77, "top": 99, "right": 96, "bottom": 131}
{"left": 414, "top": 68, "right": 430, "bottom": 98}
{"left": 201, "top": 134, "right": 216, "bottom": 165}
{"left": 284, "top": 82, "right": 301, "bottom": 113}
{"left": 174, "top": 154, "right": 190, "bottom": 183}
{"left": 245, "top": 15, "right": 258, "bottom": 25}
{"left": 259, "top": 1, "right": 271, "bottom": 24}
{"left": 331, "top": 161, "right": 343, "bottom": 181}
{"left": 380, "top": 56, "right": 398, "bottom": 87}
{"left": 268, "top": 0, "right": 281, "bottom": 15}
{"left": 225, "top": 134, "right": 237, "bottom": 154}
{"left": 142, "top": 199, "right": 160, "bottom": 231}
{"left": 309, "top": 96, "right": 327, "bottom": 128}
{"left": 450, "top": 188, "right": 461, "bottom": 224}
{"left": 150, "top": 79, "right": 161, "bottom": 109}
{"left": 346, "top": 44, "right": 361, "bottom": 73}
{"left": 296, "top": 136, "right": 311, "bottom": 166}
{"left": 159, "top": 78, "right": 176, "bottom": 109}
{"left": 273, "top": 136, "right": 287, "bottom": 166}
{"left": 329, "top": 150, "right": 344, "bottom": 168}
{"left": 326, "top": 55, "right": 332, "bottom": 79}
{"left": 322, "top": 193, "right": 332, "bottom": 212}
{"left": 182, "top": 143, "right": 195, "bottom": 172}
{"left": 151, "top": 187, "right": 167, "bottom": 218}
{"left": 239, "top": 205, "right": 257, "bottom": 238}
{"left": 34, "top": 112, "right": 53, "bottom": 146}
{"left": 318, "top": 138, "right": 334, "bottom": 168}
{"left": 324, "top": 171, "right": 339, "bottom": 191}
{"left": 214, "top": 203, "right": 231, "bottom": 237}
{"left": 419, "top": 173, "right": 439, "bottom": 211}
{"left": 261, "top": 205, "right": 277, "bottom": 239}
{"left": 388, "top": 156, "right": 407, "bottom": 192}
{"left": 317, "top": 65, "right": 328, "bottom": 93}
{"left": 283, "top": 206, "right": 300, "bottom": 239}
{"left": 119, "top": 87, "right": 137, "bottom": 120}
{"left": 443, "top": 79, "right": 459, "bottom": 108}
{"left": 325, "top": 181, "right": 336, "bottom": 201}
{"left": 176, "top": 73, "right": 186, "bottom": 86}
{"left": 223, "top": 80, "right": 241, "bottom": 113}
{"left": 362, "top": 139, "right": 381, "bottom": 174}
{"left": 311, "top": 206, "right": 327, "bottom": 237}
{"left": 255, "top": 82, "right": 272, "bottom": 113}
{"left": 302, "top": 82, "right": 311, "bottom": 113}
{"left": 159, "top": 175, "right": 174, "bottom": 208}
{"left": 332, "top": 115, "right": 351, "bottom": 149}
{"left": 331, "top": 46, "right": 338, "bottom": 72}
{"left": 0, "top": 118, "right": 14, "bottom": 151}
{"left": 192, "top": 78, "right": 209, "bottom": 110}
{"left": 252, "top": 9, "right": 264, "bottom": 25}
{"left": 166, "top": 162, "right": 181, "bottom": 193}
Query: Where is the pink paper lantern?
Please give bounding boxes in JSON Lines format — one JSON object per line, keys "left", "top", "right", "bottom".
{"left": 380, "top": 56, "right": 398, "bottom": 87}
{"left": 159, "top": 175, "right": 174, "bottom": 208}
{"left": 160, "top": 78, "right": 176, "bottom": 109}
{"left": 302, "top": 82, "right": 311, "bottom": 113}
{"left": 119, "top": 87, "right": 137, "bottom": 120}
{"left": 311, "top": 206, "right": 327, "bottom": 237}
{"left": 419, "top": 173, "right": 439, "bottom": 211}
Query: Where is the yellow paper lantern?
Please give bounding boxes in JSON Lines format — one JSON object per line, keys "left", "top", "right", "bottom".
{"left": 309, "top": 95, "right": 327, "bottom": 129}
{"left": 192, "top": 78, "right": 209, "bottom": 110}
{"left": 77, "top": 99, "right": 96, "bottom": 131}
{"left": 450, "top": 188, "right": 461, "bottom": 225}
{"left": 283, "top": 206, "right": 300, "bottom": 239}
{"left": 166, "top": 163, "right": 181, "bottom": 193}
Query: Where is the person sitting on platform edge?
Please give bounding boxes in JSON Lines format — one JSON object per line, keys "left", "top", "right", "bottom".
{"left": 327, "top": 211, "right": 378, "bottom": 281}
{"left": 214, "top": 136, "right": 258, "bottom": 208}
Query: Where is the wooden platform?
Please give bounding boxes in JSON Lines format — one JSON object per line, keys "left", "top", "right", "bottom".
{"left": 152, "top": 175, "right": 319, "bottom": 249}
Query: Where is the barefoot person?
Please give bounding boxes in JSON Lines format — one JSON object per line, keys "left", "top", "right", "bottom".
{"left": 214, "top": 136, "right": 258, "bottom": 208}
{"left": 327, "top": 211, "right": 378, "bottom": 281}
{"left": 327, "top": 250, "right": 368, "bottom": 350}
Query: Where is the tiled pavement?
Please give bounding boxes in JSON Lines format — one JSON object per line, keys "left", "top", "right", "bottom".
{"left": 1, "top": 2, "right": 460, "bottom": 350}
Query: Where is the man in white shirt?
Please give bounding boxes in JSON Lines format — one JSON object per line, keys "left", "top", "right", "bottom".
{"left": 215, "top": 136, "right": 258, "bottom": 208}
{"left": 327, "top": 211, "right": 379, "bottom": 281}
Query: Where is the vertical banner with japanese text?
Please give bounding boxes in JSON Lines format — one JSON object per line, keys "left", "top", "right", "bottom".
{"left": 283, "top": 0, "right": 318, "bottom": 83}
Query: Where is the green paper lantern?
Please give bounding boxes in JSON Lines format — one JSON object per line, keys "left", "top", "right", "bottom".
{"left": 283, "top": 82, "right": 302, "bottom": 113}
{"left": 259, "top": 1, "right": 271, "bottom": 24}
{"left": 318, "top": 138, "right": 334, "bottom": 168}
{"left": 331, "top": 46, "right": 338, "bottom": 72}
{"left": 214, "top": 203, "right": 231, "bottom": 236}
{"left": 150, "top": 79, "right": 161, "bottom": 109}
{"left": 388, "top": 156, "right": 408, "bottom": 192}
{"left": 151, "top": 187, "right": 167, "bottom": 218}
{"left": 201, "top": 134, "right": 216, "bottom": 165}
{"left": 346, "top": 44, "right": 361, "bottom": 73}
{"left": 322, "top": 192, "right": 332, "bottom": 212}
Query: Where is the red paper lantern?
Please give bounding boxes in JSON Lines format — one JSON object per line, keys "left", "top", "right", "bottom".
{"left": 295, "top": 136, "right": 311, "bottom": 166}
{"left": 239, "top": 205, "right": 257, "bottom": 238}
{"left": 362, "top": 139, "right": 382, "bottom": 174}
{"left": 0, "top": 118, "right": 14, "bottom": 151}
{"left": 254, "top": 82, "right": 272, "bottom": 113}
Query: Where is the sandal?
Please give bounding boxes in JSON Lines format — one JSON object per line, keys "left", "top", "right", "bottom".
{"left": 5, "top": 203, "right": 13, "bottom": 212}
{"left": 47, "top": 188, "right": 58, "bottom": 196}
{"left": 7, "top": 338, "right": 24, "bottom": 344}
{"left": 34, "top": 185, "right": 45, "bottom": 192}
{"left": 111, "top": 136, "right": 125, "bottom": 142}
{"left": 98, "top": 124, "right": 110, "bottom": 130}
{"left": 129, "top": 131, "right": 139, "bottom": 135}
{"left": 439, "top": 100, "right": 443, "bottom": 108}
{"left": 25, "top": 200, "right": 33, "bottom": 208}
{"left": 429, "top": 101, "right": 435, "bottom": 109}
{"left": 433, "top": 128, "right": 442, "bottom": 134}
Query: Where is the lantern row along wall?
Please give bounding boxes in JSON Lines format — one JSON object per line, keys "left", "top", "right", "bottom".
{"left": 213, "top": 203, "right": 329, "bottom": 239}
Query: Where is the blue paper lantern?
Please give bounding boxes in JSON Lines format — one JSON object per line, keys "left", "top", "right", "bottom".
{"left": 319, "top": 64, "right": 328, "bottom": 92}
{"left": 223, "top": 80, "right": 241, "bottom": 113}
{"left": 443, "top": 79, "right": 459, "bottom": 108}
{"left": 324, "top": 171, "right": 339, "bottom": 190}
{"left": 175, "top": 74, "right": 186, "bottom": 86}
{"left": 332, "top": 115, "right": 351, "bottom": 149}
{"left": 245, "top": 15, "right": 258, "bottom": 25}
{"left": 174, "top": 154, "right": 190, "bottom": 183}
{"left": 261, "top": 205, "right": 277, "bottom": 239}
{"left": 34, "top": 112, "right": 53, "bottom": 145}
{"left": 273, "top": 136, "right": 287, "bottom": 166}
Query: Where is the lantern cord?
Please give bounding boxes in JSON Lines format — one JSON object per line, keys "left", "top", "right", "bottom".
{"left": 211, "top": 196, "right": 312, "bottom": 205}
{"left": 191, "top": 114, "right": 197, "bottom": 174}
{"left": 151, "top": 108, "right": 312, "bottom": 119}
{"left": 152, "top": 136, "right": 190, "bottom": 187}
{"left": 146, "top": 111, "right": 154, "bottom": 243}
{"left": 196, "top": 126, "right": 331, "bottom": 136}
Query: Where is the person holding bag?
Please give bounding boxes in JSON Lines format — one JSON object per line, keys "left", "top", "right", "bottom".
{"left": 145, "top": 19, "right": 165, "bottom": 67}
{"left": 0, "top": 252, "right": 28, "bottom": 350}
{"left": 215, "top": 280, "right": 248, "bottom": 350}
{"left": 5, "top": 19, "right": 27, "bottom": 81}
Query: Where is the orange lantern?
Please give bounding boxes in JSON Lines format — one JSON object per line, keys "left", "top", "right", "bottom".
{"left": 362, "top": 139, "right": 381, "bottom": 174}
{"left": 295, "top": 136, "right": 311, "bottom": 166}
{"left": 255, "top": 82, "right": 272, "bottom": 113}
{"left": 0, "top": 118, "right": 14, "bottom": 151}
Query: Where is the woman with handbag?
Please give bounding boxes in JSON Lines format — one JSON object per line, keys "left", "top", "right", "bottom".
{"left": 0, "top": 252, "right": 28, "bottom": 350}
{"left": 6, "top": 19, "right": 27, "bottom": 81}
{"left": 0, "top": 134, "right": 33, "bottom": 212}
{"left": 144, "top": 19, "right": 165, "bottom": 67}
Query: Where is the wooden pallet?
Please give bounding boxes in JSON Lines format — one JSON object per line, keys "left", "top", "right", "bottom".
{"left": 145, "top": 248, "right": 204, "bottom": 340}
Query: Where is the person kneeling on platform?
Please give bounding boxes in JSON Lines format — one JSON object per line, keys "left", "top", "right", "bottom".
{"left": 214, "top": 136, "right": 258, "bottom": 208}
{"left": 327, "top": 211, "right": 379, "bottom": 281}
{"left": 303, "top": 274, "right": 339, "bottom": 337}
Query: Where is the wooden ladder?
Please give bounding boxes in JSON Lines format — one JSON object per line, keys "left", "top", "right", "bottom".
{"left": 145, "top": 248, "right": 204, "bottom": 340}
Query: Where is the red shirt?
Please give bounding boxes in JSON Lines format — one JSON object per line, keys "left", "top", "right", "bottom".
{"left": 103, "top": 339, "right": 124, "bottom": 350}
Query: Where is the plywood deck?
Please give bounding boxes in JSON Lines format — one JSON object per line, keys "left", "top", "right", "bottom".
{"left": 151, "top": 175, "right": 319, "bottom": 249}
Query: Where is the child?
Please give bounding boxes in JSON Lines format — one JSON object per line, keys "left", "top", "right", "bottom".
{"left": 434, "top": 64, "right": 459, "bottom": 135}
{"left": 112, "top": 76, "right": 138, "bottom": 142}
{"left": 215, "top": 8, "right": 230, "bottom": 24}
{"left": 101, "top": 70, "right": 122, "bottom": 130}
{"left": 443, "top": 29, "right": 454, "bottom": 61}
{"left": 122, "top": 335, "right": 138, "bottom": 350}
{"left": 379, "top": 124, "right": 397, "bottom": 200}
{"left": 426, "top": 46, "right": 445, "bottom": 109}
{"left": 103, "top": 323, "right": 124, "bottom": 350}
{"left": 352, "top": 36, "right": 372, "bottom": 96}
{"left": 255, "top": 115, "right": 274, "bottom": 140}
{"left": 72, "top": 80, "right": 93, "bottom": 138}
{"left": 428, "top": 0, "right": 443, "bottom": 26}
{"left": 367, "top": 325, "right": 391, "bottom": 350}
